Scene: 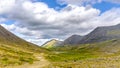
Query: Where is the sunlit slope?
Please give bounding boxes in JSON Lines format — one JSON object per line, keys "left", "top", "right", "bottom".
{"left": 42, "top": 39, "right": 62, "bottom": 48}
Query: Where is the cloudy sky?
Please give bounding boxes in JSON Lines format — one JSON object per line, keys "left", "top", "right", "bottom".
{"left": 0, "top": 0, "right": 120, "bottom": 45}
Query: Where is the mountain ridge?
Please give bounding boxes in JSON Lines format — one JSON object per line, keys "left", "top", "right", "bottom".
{"left": 51, "top": 23, "right": 120, "bottom": 46}
{"left": 63, "top": 34, "right": 83, "bottom": 45}
{"left": 78, "top": 23, "right": 120, "bottom": 44}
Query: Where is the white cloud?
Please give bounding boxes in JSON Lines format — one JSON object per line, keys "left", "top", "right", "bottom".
{"left": 1, "top": 24, "right": 16, "bottom": 30}
{"left": 0, "top": 0, "right": 15, "bottom": 14}
{"left": 0, "top": 17, "right": 6, "bottom": 23}
{"left": 27, "top": 38, "right": 50, "bottom": 45}
{"left": 0, "top": 0, "right": 120, "bottom": 45}
{"left": 105, "top": 0, "right": 120, "bottom": 4}
{"left": 57, "top": 0, "right": 120, "bottom": 5}
{"left": 57, "top": 0, "right": 102, "bottom": 5}
{"left": 98, "top": 8, "right": 120, "bottom": 26}
{"left": 1, "top": 23, "right": 47, "bottom": 45}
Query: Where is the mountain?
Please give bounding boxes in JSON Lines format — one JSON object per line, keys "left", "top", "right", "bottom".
{"left": 0, "top": 25, "right": 48, "bottom": 66}
{"left": 39, "top": 24, "right": 120, "bottom": 68}
{"left": 78, "top": 24, "right": 120, "bottom": 44}
{"left": 0, "top": 25, "right": 47, "bottom": 52}
{"left": 42, "top": 39, "right": 62, "bottom": 48}
{"left": 63, "top": 35, "right": 83, "bottom": 45}
{"left": 44, "top": 24, "right": 120, "bottom": 68}
{"left": 0, "top": 25, "right": 34, "bottom": 46}
{"left": 63, "top": 24, "right": 120, "bottom": 45}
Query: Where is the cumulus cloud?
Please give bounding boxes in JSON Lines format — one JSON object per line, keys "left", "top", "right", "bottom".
{"left": 0, "top": 0, "right": 120, "bottom": 45}
{"left": 57, "top": 0, "right": 102, "bottom": 5}
{"left": 105, "top": 0, "right": 120, "bottom": 4}
{"left": 0, "top": 17, "right": 6, "bottom": 23}
{"left": 57, "top": 0, "right": 120, "bottom": 5}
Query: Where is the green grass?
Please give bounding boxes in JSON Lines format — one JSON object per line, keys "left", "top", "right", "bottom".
{"left": 0, "top": 33, "right": 50, "bottom": 67}
{"left": 46, "top": 52, "right": 97, "bottom": 62}
{"left": 0, "top": 26, "right": 50, "bottom": 67}
{"left": 45, "top": 39, "right": 120, "bottom": 68}
{"left": 0, "top": 43, "right": 38, "bottom": 67}
{"left": 0, "top": 37, "right": 49, "bottom": 67}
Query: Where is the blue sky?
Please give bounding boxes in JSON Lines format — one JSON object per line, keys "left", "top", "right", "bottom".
{"left": 37, "top": 0, "right": 120, "bottom": 13}
{"left": 93, "top": 1, "right": 120, "bottom": 13}
{"left": 36, "top": 0, "right": 67, "bottom": 10}
{"left": 0, "top": 0, "right": 120, "bottom": 45}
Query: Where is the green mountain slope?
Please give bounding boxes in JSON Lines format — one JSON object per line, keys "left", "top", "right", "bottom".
{"left": 0, "top": 25, "right": 48, "bottom": 67}
{"left": 42, "top": 39, "right": 58, "bottom": 48}
{"left": 42, "top": 39, "right": 63, "bottom": 48}
{"left": 45, "top": 39, "right": 120, "bottom": 68}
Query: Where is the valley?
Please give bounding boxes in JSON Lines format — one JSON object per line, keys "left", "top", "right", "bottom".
{"left": 45, "top": 39, "right": 120, "bottom": 68}
{"left": 1, "top": 0, "right": 120, "bottom": 67}
{"left": 0, "top": 24, "right": 120, "bottom": 68}
{"left": 42, "top": 24, "right": 120, "bottom": 68}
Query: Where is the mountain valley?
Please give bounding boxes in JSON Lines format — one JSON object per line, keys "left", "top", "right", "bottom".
{"left": 0, "top": 24, "right": 120, "bottom": 68}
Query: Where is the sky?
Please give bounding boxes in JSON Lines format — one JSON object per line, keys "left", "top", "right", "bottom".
{"left": 0, "top": 0, "right": 120, "bottom": 45}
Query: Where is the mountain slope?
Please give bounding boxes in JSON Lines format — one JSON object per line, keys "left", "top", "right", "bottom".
{"left": 0, "top": 25, "right": 47, "bottom": 52}
{"left": 42, "top": 39, "right": 62, "bottom": 48}
{"left": 63, "top": 35, "right": 83, "bottom": 45}
{"left": 62, "top": 24, "right": 120, "bottom": 45}
{"left": 79, "top": 24, "right": 120, "bottom": 44}
{"left": 0, "top": 25, "right": 48, "bottom": 67}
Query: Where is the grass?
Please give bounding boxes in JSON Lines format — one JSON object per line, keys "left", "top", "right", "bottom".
{"left": 0, "top": 44, "right": 48, "bottom": 67}
{"left": 0, "top": 37, "right": 49, "bottom": 67}
{"left": 42, "top": 39, "right": 57, "bottom": 48}
{"left": 46, "top": 51, "right": 98, "bottom": 62}
{"left": 46, "top": 56, "right": 120, "bottom": 68}
{"left": 0, "top": 32, "right": 49, "bottom": 67}
{"left": 0, "top": 43, "right": 38, "bottom": 67}
{"left": 0, "top": 25, "right": 50, "bottom": 67}
{"left": 45, "top": 39, "right": 120, "bottom": 68}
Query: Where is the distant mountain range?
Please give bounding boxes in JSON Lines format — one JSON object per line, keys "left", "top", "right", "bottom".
{"left": 43, "top": 24, "right": 120, "bottom": 47}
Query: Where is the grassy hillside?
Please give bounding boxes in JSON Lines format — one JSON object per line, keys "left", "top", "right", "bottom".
{"left": 0, "top": 39, "right": 49, "bottom": 67}
{"left": 45, "top": 39, "right": 120, "bottom": 68}
{"left": 42, "top": 39, "right": 58, "bottom": 48}
{"left": 0, "top": 25, "right": 49, "bottom": 67}
{"left": 0, "top": 43, "right": 35, "bottom": 66}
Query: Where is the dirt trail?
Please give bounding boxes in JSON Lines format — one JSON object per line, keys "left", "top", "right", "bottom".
{"left": 5, "top": 54, "right": 50, "bottom": 68}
